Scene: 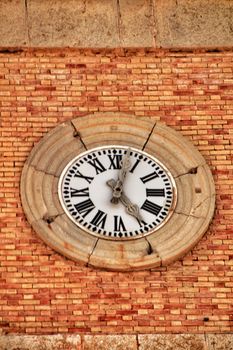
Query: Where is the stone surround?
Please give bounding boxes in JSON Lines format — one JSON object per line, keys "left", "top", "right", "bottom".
{"left": 0, "top": 334, "right": 233, "bottom": 350}
{"left": 0, "top": 0, "right": 233, "bottom": 48}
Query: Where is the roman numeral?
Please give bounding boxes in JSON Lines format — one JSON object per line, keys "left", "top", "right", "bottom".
{"left": 140, "top": 171, "right": 159, "bottom": 184}
{"left": 88, "top": 157, "right": 106, "bottom": 174}
{"left": 141, "top": 199, "right": 162, "bottom": 216}
{"left": 70, "top": 187, "right": 89, "bottom": 197}
{"left": 146, "top": 188, "right": 165, "bottom": 197}
{"left": 130, "top": 159, "right": 141, "bottom": 173}
{"left": 74, "top": 170, "right": 94, "bottom": 184}
{"left": 114, "top": 215, "right": 126, "bottom": 231}
{"left": 90, "top": 210, "right": 107, "bottom": 229}
{"left": 108, "top": 154, "right": 122, "bottom": 170}
{"left": 74, "top": 199, "right": 95, "bottom": 218}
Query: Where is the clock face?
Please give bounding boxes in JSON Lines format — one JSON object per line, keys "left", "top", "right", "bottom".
{"left": 58, "top": 145, "right": 177, "bottom": 240}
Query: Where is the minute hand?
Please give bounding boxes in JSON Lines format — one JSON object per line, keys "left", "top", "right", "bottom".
{"left": 107, "top": 179, "right": 143, "bottom": 222}
{"left": 111, "top": 148, "right": 131, "bottom": 203}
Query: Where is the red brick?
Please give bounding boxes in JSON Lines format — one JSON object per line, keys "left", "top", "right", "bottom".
{"left": 0, "top": 48, "right": 232, "bottom": 335}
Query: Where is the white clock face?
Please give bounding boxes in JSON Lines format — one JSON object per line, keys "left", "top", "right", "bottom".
{"left": 58, "top": 146, "right": 177, "bottom": 240}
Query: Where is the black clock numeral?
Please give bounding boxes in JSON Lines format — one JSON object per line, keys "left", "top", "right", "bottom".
{"left": 114, "top": 215, "right": 126, "bottom": 231}
{"left": 141, "top": 199, "right": 162, "bottom": 216}
{"left": 140, "top": 171, "right": 159, "bottom": 184}
{"left": 146, "top": 188, "right": 165, "bottom": 197}
{"left": 74, "top": 199, "right": 95, "bottom": 218}
{"left": 88, "top": 157, "right": 106, "bottom": 174}
{"left": 130, "top": 159, "right": 141, "bottom": 173}
{"left": 74, "top": 170, "right": 94, "bottom": 184}
{"left": 90, "top": 210, "right": 107, "bottom": 229}
{"left": 70, "top": 187, "right": 89, "bottom": 197}
{"left": 108, "top": 154, "right": 123, "bottom": 170}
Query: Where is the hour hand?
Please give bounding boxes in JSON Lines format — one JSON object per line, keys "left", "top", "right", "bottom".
{"left": 106, "top": 179, "right": 143, "bottom": 222}
{"left": 107, "top": 179, "right": 122, "bottom": 204}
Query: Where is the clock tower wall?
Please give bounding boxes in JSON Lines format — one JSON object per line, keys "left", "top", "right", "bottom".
{"left": 0, "top": 1, "right": 232, "bottom": 349}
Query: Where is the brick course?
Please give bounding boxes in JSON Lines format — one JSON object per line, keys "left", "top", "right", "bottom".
{"left": 0, "top": 48, "right": 232, "bottom": 335}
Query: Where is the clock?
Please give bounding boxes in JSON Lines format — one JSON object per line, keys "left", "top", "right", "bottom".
{"left": 20, "top": 113, "right": 215, "bottom": 271}
{"left": 58, "top": 146, "right": 177, "bottom": 240}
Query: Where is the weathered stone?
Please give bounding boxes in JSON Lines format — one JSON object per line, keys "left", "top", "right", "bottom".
{"left": 144, "top": 123, "right": 206, "bottom": 178}
{"left": 50, "top": 214, "right": 98, "bottom": 264}
{"left": 119, "top": 0, "right": 154, "bottom": 47}
{"left": 25, "top": 121, "right": 85, "bottom": 177}
{"left": 72, "top": 113, "right": 155, "bottom": 151}
{"left": 29, "top": 215, "right": 98, "bottom": 266}
{"left": 0, "top": 0, "right": 27, "bottom": 46}
{"left": 0, "top": 0, "right": 233, "bottom": 48}
{"left": 89, "top": 237, "right": 161, "bottom": 271}
{"left": 175, "top": 166, "right": 215, "bottom": 218}
{"left": 0, "top": 334, "right": 81, "bottom": 350}
{"left": 138, "top": 334, "right": 206, "bottom": 350}
{"left": 147, "top": 212, "right": 205, "bottom": 265}
{"left": 27, "top": 0, "right": 119, "bottom": 47}
{"left": 207, "top": 334, "right": 233, "bottom": 350}
{"left": 83, "top": 335, "right": 137, "bottom": 350}
{"left": 154, "top": 0, "right": 233, "bottom": 48}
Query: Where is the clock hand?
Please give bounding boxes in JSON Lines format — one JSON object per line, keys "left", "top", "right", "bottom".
{"left": 120, "top": 192, "right": 144, "bottom": 222}
{"left": 111, "top": 148, "right": 131, "bottom": 204}
{"left": 106, "top": 179, "right": 144, "bottom": 222}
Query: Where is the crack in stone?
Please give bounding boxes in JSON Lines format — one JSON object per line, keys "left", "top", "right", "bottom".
{"left": 175, "top": 210, "right": 203, "bottom": 219}
{"left": 145, "top": 237, "right": 160, "bottom": 257}
{"left": 175, "top": 194, "right": 214, "bottom": 219}
{"left": 174, "top": 163, "right": 205, "bottom": 179}
{"left": 136, "top": 334, "right": 140, "bottom": 349}
{"left": 31, "top": 212, "right": 64, "bottom": 225}
{"left": 42, "top": 213, "right": 59, "bottom": 224}
{"left": 146, "top": 240, "right": 154, "bottom": 255}
{"left": 24, "top": 0, "right": 31, "bottom": 46}
{"left": 70, "top": 121, "right": 87, "bottom": 150}
{"left": 150, "top": 0, "right": 158, "bottom": 47}
{"left": 29, "top": 164, "right": 59, "bottom": 178}
{"left": 192, "top": 194, "right": 215, "bottom": 213}
{"left": 142, "top": 121, "right": 157, "bottom": 150}
{"left": 116, "top": 0, "right": 122, "bottom": 43}
{"left": 87, "top": 238, "right": 99, "bottom": 267}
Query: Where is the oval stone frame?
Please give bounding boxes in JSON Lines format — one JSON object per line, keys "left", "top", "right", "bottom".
{"left": 20, "top": 113, "right": 215, "bottom": 271}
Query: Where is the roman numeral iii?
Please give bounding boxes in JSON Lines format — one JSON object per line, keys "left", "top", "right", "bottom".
{"left": 141, "top": 200, "right": 162, "bottom": 216}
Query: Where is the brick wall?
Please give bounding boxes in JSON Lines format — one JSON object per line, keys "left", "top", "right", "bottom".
{"left": 0, "top": 48, "right": 232, "bottom": 335}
